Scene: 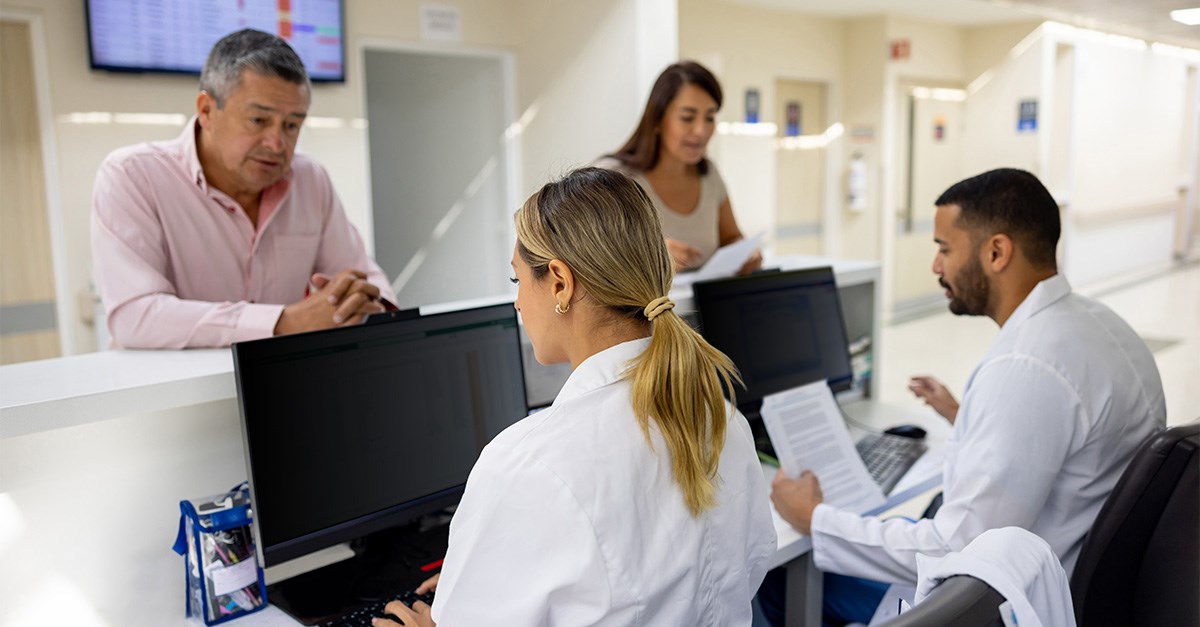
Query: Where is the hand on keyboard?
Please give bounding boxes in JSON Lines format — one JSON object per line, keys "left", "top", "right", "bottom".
{"left": 379, "top": 592, "right": 435, "bottom": 627}
{"left": 318, "top": 589, "right": 435, "bottom": 627}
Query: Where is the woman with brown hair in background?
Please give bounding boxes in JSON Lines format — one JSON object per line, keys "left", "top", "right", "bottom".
{"left": 598, "top": 61, "right": 763, "bottom": 274}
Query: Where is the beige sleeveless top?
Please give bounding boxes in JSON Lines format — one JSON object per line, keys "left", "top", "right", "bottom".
{"left": 595, "top": 157, "right": 728, "bottom": 264}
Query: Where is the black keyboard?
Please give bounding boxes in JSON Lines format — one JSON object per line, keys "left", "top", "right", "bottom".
{"left": 319, "top": 590, "right": 435, "bottom": 627}
{"left": 855, "top": 433, "right": 927, "bottom": 495}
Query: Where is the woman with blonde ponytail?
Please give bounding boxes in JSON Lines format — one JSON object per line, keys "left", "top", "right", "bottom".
{"left": 379, "top": 168, "right": 775, "bottom": 627}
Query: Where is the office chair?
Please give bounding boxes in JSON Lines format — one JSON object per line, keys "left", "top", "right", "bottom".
{"left": 1070, "top": 420, "right": 1200, "bottom": 627}
{"left": 878, "top": 576, "right": 1005, "bottom": 626}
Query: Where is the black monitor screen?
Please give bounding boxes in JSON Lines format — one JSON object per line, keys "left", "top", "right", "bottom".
{"left": 693, "top": 267, "right": 853, "bottom": 405}
{"left": 233, "top": 304, "right": 527, "bottom": 566}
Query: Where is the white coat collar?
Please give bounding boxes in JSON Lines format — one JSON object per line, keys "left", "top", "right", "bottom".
{"left": 998, "top": 273, "right": 1071, "bottom": 333}
{"left": 553, "top": 337, "right": 651, "bottom": 405}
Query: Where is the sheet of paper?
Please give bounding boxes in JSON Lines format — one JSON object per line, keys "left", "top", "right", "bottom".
{"left": 761, "top": 380, "right": 886, "bottom": 514}
{"left": 207, "top": 558, "right": 258, "bottom": 596}
{"left": 673, "top": 231, "right": 765, "bottom": 286}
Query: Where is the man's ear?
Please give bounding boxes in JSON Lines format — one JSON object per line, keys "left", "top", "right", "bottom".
{"left": 196, "top": 91, "right": 215, "bottom": 128}
{"left": 546, "top": 259, "right": 575, "bottom": 306}
{"left": 986, "top": 233, "right": 1015, "bottom": 273}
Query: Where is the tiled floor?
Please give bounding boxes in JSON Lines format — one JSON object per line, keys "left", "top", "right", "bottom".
{"left": 876, "top": 261, "right": 1200, "bottom": 427}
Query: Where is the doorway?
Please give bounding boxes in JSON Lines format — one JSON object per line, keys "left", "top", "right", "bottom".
{"left": 363, "top": 45, "right": 516, "bottom": 309}
{"left": 891, "top": 83, "right": 967, "bottom": 317}
{"left": 0, "top": 17, "right": 61, "bottom": 363}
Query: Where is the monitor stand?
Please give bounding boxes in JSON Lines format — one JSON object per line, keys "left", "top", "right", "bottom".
{"left": 267, "top": 512, "right": 451, "bottom": 625}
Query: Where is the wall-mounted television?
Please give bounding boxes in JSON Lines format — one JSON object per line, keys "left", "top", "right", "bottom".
{"left": 85, "top": 0, "right": 346, "bottom": 82}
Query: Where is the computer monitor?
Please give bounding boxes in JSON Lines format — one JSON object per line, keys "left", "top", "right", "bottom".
{"left": 233, "top": 303, "right": 527, "bottom": 568}
{"left": 693, "top": 266, "right": 854, "bottom": 407}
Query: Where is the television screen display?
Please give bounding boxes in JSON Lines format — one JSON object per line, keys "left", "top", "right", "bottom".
{"left": 86, "top": 0, "right": 345, "bottom": 82}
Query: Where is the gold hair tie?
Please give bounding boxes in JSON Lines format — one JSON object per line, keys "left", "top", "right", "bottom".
{"left": 643, "top": 296, "right": 674, "bottom": 321}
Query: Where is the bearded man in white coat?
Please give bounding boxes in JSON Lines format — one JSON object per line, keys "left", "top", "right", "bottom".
{"left": 766, "top": 168, "right": 1166, "bottom": 626}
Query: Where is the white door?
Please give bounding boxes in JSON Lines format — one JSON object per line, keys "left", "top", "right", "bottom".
{"left": 364, "top": 47, "right": 515, "bottom": 309}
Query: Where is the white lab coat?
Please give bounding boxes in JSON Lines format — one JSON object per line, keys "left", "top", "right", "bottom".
{"left": 914, "top": 527, "right": 1076, "bottom": 627}
{"left": 811, "top": 274, "right": 1165, "bottom": 584}
{"left": 432, "top": 338, "right": 777, "bottom": 626}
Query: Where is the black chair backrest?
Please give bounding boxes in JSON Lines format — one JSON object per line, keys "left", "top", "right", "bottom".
{"left": 880, "top": 576, "right": 1006, "bottom": 627}
{"left": 1070, "top": 421, "right": 1200, "bottom": 627}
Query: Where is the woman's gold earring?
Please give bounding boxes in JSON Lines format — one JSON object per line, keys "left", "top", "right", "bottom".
{"left": 555, "top": 302, "right": 570, "bottom": 314}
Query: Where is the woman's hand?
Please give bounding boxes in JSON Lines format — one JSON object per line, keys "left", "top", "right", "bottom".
{"left": 737, "top": 249, "right": 763, "bottom": 275}
{"left": 372, "top": 599, "right": 435, "bottom": 627}
{"left": 372, "top": 575, "right": 440, "bottom": 627}
{"left": 416, "top": 573, "right": 440, "bottom": 595}
{"left": 665, "top": 238, "right": 703, "bottom": 272}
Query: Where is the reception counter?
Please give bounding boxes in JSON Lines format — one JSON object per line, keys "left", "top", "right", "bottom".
{"left": 0, "top": 255, "right": 884, "bottom": 626}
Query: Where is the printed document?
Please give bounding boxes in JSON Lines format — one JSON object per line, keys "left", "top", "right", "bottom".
{"left": 761, "top": 380, "right": 886, "bottom": 514}
{"left": 674, "top": 231, "right": 765, "bottom": 286}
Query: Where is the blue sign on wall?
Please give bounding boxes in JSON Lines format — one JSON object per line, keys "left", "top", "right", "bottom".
{"left": 1018, "top": 99, "right": 1038, "bottom": 132}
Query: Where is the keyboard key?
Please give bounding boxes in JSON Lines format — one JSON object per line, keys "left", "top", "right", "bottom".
{"left": 319, "top": 589, "right": 436, "bottom": 627}
{"left": 856, "top": 433, "right": 927, "bottom": 494}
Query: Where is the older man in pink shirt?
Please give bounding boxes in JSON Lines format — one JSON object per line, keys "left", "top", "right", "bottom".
{"left": 92, "top": 29, "right": 395, "bottom": 349}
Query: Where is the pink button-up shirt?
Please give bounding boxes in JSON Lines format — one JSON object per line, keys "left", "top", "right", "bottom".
{"left": 92, "top": 119, "right": 395, "bottom": 349}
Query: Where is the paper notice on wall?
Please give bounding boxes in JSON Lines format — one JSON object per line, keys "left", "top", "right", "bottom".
{"left": 420, "top": 4, "right": 463, "bottom": 42}
{"left": 761, "top": 380, "right": 885, "bottom": 514}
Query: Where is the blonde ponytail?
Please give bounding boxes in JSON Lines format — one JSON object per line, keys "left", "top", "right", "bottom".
{"left": 516, "top": 168, "right": 742, "bottom": 516}
{"left": 629, "top": 307, "right": 741, "bottom": 516}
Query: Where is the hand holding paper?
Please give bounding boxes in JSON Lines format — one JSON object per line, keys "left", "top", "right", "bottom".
{"left": 673, "top": 232, "right": 765, "bottom": 286}
{"left": 770, "top": 468, "right": 824, "bottom": 534}
{"left": 761, "top": 380, "right": 885, "bottom": 515}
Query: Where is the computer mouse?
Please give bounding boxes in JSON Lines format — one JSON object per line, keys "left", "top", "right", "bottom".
{"left": 884, "top": 424, "right": 927, "bottom": 440}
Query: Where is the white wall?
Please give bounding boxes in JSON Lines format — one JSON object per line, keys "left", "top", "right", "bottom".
{"left": 1060, "top": 34, "right": 1192, "bottom": 283}
{"left": 512, "top": 0, "right": 676, "bottom": 195}
{"left": 0, "top": 0, "right": 673, "bottom": 353}
{"left": 960, "top": 23, "right": 1200, "bottom": 285}
{"left": 5, "top": 0, "right": 1198, "bottom": 353}
{"left": 961, "top": 29, "right": 1043, "bottom": 176}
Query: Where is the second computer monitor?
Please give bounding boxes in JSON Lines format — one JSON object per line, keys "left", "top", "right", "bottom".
{"left": 693, "top": 266, "right": 854, "bottom": 404}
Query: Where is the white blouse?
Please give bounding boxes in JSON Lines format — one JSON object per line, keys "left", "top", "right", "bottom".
{"left": 432, "top": 338, "right": 777, "bottom": 626}
{"left": 595, "top": 158, "right": 729, "bottom": 264}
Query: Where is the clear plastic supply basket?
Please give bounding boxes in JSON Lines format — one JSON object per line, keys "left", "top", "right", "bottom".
{"left": 172, "top": 482, "right": 267, "bottom": 625}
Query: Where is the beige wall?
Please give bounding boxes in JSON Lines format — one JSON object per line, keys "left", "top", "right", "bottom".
{"left": 680, "top": 0, "right": 844, "bottom": 255}
{"left": 0, "top": 0, "right": 668, "bottom": 353}
{"left": 4, "top": 0, "right": 1197, "bottom": 345}
{"left": 679, "top": 0, "right": 843, "bottom": 124}
{"left": 963, "top": 21, "right": 1042, "bottom": 82}
{"left": 839, "top": 17, "right": 887, "bottom": 262}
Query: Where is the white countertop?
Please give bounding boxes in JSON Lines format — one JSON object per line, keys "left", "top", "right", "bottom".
{"left": 0, "top": 348, "right": 236, "bottom": 438}
{"left": 0, "top": 255, "right": 880, "bottom": 440}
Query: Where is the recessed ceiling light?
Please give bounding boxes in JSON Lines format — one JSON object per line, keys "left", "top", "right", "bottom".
{"left": 1171, "top": 8, "right": 1200, "bottom": 26}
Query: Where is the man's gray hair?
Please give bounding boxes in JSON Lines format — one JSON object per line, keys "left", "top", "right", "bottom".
{"left": 200, "top": 29, "right": 310, "bottom": 107}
